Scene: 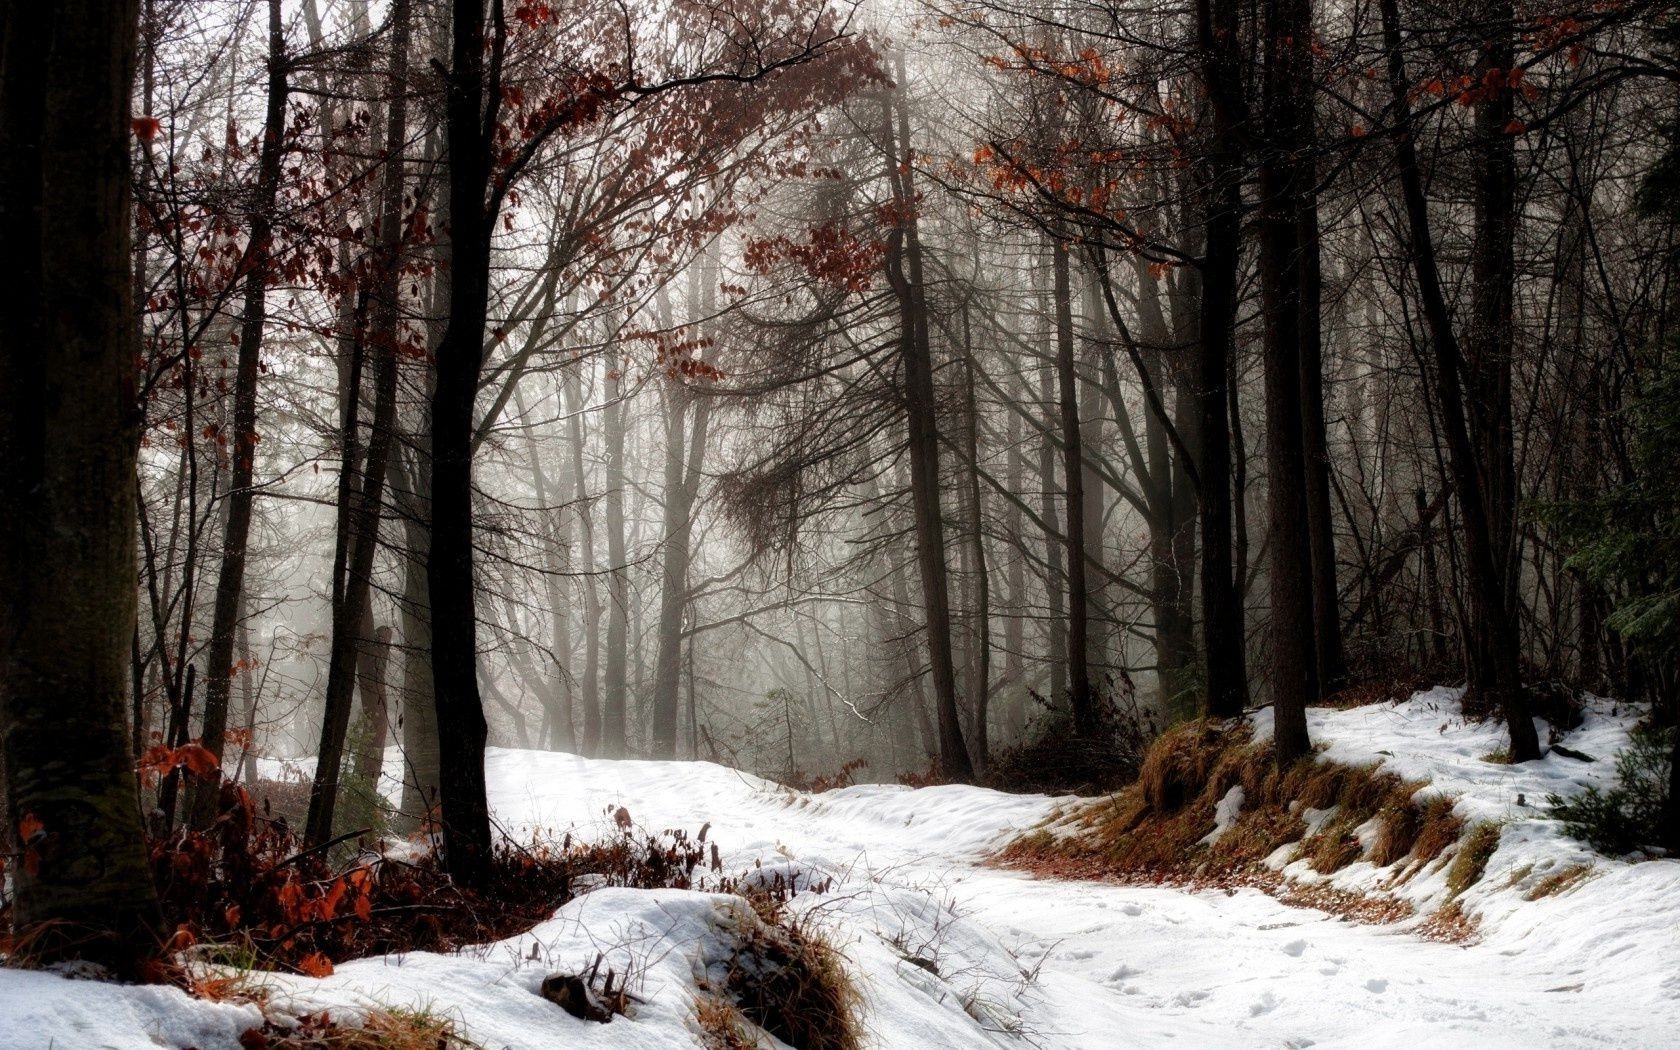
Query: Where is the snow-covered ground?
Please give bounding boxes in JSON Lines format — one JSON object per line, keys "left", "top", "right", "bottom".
{"left": 5, "top": 687, "right": 1679, "bottom": 1048}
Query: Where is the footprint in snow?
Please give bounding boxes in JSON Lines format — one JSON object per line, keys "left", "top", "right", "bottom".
{"left": 1173, "top": 989, "right": 1212, "bottom": 1008}
{"left": 1365, "top": 978, "right": 1388, "bottom": 993}
{"left": 1281, "top": 939, "right": 1308, "bottom": 957}
{"left": 1250, "top": 992, "right": 1279, "bottom": 1016}
{"left": 1122, "top": 903, "right": 1145, "bottom": 916}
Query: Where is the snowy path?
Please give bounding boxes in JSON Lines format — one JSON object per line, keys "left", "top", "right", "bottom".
{"left": 6, "top": 694, "right": 1680, "bottom": 1048}
{"left": 477, "top": 749, "right": 1674, "bottom": 1049}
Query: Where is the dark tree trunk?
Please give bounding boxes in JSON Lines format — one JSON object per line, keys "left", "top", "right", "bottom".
{"left": 1195, "top": 0, "right": 1250, "bottom": 720}
{"left": 1298, "top": 197, "right": 1345, "bottom": 696}
{"left": 1038, "top": 319, "right": 1069, "bottom": 704}
{"left": 1259, "top": 0, "right": 1318, "bottom": 764}
{"left": 960, "top": 303, "right": 992, "bottom": 773}
{"left": 427, "top": 0, "right": 494, "bottom": 886}
{"left": 194, "top": 0, "right": 287, "bottom": 828}
{"left": 1052, "top": 236, "right": 1096, "bottom": 735}
{"left": 883, "top": 85, "right": 972, "bottom": 780}
{"left": 1378, "top": 0, "right": 1539, "bottom": 761}
{"left": 1465, "top": 0, "right": 1521, "bottom": 719}
{"left": 305, "top": 0, "right": 408, "bottom": 846}
{"left": 0, "top": 0, "right": 161, "bottom": 971}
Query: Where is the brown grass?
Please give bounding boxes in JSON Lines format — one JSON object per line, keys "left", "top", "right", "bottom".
{"left": 1417, "top": 900, "right": 1483, "bottom": 944}
{"left": 1524, "top": 863, "right": 1594, "bottom": 901}
{"left": 695, "top": 993, "right": 756, "bottom": 1049}
{"left": 996, "top": 719, "right": 1484, "bottom": 937}
{"left": 726, "top": 897, "right": 859, "bottom": 1050}
{"left": 241, "top": 1007, "right": 471, "bottom": 1049}
{"left": 1447, "top": 824, "right": 1502, "bottom": 897}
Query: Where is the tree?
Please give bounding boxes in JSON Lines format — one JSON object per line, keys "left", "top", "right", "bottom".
{"left": 193, "top": 0, "right": 288, "bottom": 831}
{"left": 1258, "top": 0, "right": 1318, "bottom": 764}
{"left": 0, "top": 0, "right": 161, "bottom": 970}
{"left": 883, "top": 77, "right": 975, "bottom": 780}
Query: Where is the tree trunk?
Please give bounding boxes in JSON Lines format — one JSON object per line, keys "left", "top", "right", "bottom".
{"left": 1195, "top": 0, "right": 1250, "bottom": 719}
{"left": 565, "top": 367, "right": 603, "bottom": 754}
{"left": 0, "top": 0, "right": 161, "bottom": 971}
{"left": 1465, "top": 0, "right": 1521, "bottom": 719}
{"left": 1052, "top": 235, "right": 1096, "bottom": 735}
{"left": 601, "top": 364, "right": 631, "bottom": 757}
{"left": 194, "top": 0, "right": 287, "bottom": 828}
{"left": 305, "top": 0, "right": 408, "bottom": 846}
{"left": 883, "top": 83, "right": 973, "bottom": 780}
{"left": 1259, "top": 0, "right": 1318, "bottom": 764}
{"left": 1378, "top": 0, "right": 1539, "bottom": 761}
{"left": 650, "top": 375, "right": 710, "bottom": 757}
{"left": 1298, "top": 193, "right": 1345, "bottom": 696}
{"left": 427, "top": 0, "right": 494, "bottom": 886}
{"left": 392, "top": 449, "right": 440, "bottom": 834}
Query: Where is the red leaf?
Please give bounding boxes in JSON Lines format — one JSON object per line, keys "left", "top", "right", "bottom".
{"left": 17, "top": 812, "right": 45, "bottom": 845}
{"left": 132, "top": 116, "right": 161, "bottom": 143}
{"left": 175, "top": 743, "right": 221, "bottom": 778}
{"left": 296, "top": 952, "right": 335, "bottom": 978}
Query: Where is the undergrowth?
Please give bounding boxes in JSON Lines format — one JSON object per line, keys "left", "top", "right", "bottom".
{"left": 984, "top": 677, "right": 1157, "bottom": 795}
{"left": 996, "top": 719, "right": 1483, "bottom": 938}
{"left": 725, "top": 893, "right": 860, "bottom": 1050}
{"left": 236, "top": 1006, "right": 474, "bottom": 1049}
{"left": 1548, "top": 726, "right": 1674, "bottom": 855}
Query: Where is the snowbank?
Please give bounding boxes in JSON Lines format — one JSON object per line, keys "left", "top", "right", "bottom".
{"left": 5, "top": 687, "right": 1679, "bottom": 1048}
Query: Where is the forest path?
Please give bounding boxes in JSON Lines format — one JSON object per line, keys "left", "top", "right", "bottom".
{"left": 482, "top": 748, "right": 1662, "bottom": 1049}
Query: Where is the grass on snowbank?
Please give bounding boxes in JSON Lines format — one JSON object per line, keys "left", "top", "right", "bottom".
{"left": 996, "top": 719, "right": 1494, "bottom": 938}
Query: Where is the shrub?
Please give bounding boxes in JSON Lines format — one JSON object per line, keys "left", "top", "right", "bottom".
{"left": 727, "top": 900, "right": 859, "bottom": 1050}
{"left": 986, "top": 677, "right": 1158, "bottom": 795}
{"left": 1549, "top": 727, "right": 1674, "bottom": 855}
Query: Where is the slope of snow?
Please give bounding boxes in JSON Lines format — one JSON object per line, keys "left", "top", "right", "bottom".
{"left": 5, "top": 688, "right": 1679, "bottom": 1048}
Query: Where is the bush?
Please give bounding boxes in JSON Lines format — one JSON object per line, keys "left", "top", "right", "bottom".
{"left": 1549, "top": 727, "right": 1674, "bottom": 855}
{"left": 727, "top": 898, "right": 859, "bottom": 1050}
{"left": 985, "top": 676, "right": 1157, "bottom": 795}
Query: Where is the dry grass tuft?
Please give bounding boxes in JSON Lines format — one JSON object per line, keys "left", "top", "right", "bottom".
{"left": 1409, "top": 798, "right": 1466, "bottom": 864}
{"left": 726, "top": 898, "right": 859, "bottom": 1050}
{"left": 1417, "top": 900, "right": 1483, "bottom": 944}
{"left": 996, "top": 719, "right": 1501, "bottom": 941}
{"left": 1524, "top": 863, "right": 1595, "bottom": 901}
{"left": 243, "top": 1006, "right": 471, "bottom": 1049}
{"left": 1446, "top": 823, "right": 1502, "bottom": 897}
{"left": 694, "top": 993, "right": 757, "bottom": 1049}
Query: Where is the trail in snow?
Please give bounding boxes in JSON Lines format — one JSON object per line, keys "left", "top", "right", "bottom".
{"left": 3, "top": 690, "right": 1678, "bottom": 1048}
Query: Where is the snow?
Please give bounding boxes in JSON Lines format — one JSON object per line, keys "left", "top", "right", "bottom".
{"left": 5, "top": 687, "right": 1680, "bottom": 1048}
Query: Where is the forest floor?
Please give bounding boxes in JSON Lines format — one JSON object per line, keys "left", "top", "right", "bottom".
{"left": 4, "top": 687, "right": 1679, "bottom": 1048}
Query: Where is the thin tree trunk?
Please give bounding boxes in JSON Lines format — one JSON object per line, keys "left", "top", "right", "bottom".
{"left": 1052, "top": 235, "right": 1096, "bottom": 735}
{"left": 194, "top": 0, "right": 287, "bottom": 828}
{"left": 565, "top": 368, "right": 603, "bottom": 754}
{"left": 305, "top": 0, "right": 409, "bottom": 845}
{"left": 1378, "top": 0, "right": 1539, "bottom": 761}
{"left": 883, "top": 82, "right": 972, "bottom": 780}
{"left": 650, "top": 376, "right": 710, "bottom": 757}
{"left": 601, "top": 364, "right": 630, "bottom": 757}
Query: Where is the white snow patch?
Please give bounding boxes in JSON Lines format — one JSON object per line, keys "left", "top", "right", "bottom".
{"left": 5, "top": 686, "right": 1679, "bottom": 1048}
